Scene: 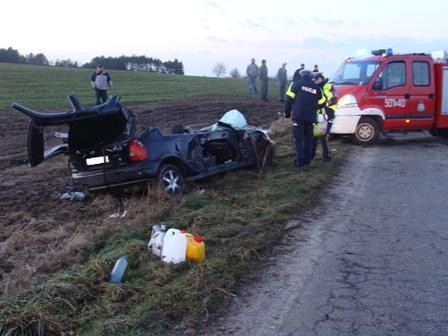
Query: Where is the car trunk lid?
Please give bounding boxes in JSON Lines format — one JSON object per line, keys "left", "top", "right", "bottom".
{"left": 12, "top": 95, "right": 135, "bottom": 167}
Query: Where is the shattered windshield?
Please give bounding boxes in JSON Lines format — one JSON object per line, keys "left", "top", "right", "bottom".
{"left": 331, "top": 60, "right": 381, "bottom": 85}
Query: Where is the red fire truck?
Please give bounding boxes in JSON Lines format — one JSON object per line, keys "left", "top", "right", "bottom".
{"left": 330, "top": 49, "right": 448, "bottom": 144}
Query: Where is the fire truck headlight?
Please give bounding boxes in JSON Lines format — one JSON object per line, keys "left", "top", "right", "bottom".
{"left": 337, "top": 94, "right": 358, "bottom": 109}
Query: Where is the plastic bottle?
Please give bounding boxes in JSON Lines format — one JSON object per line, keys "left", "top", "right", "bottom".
{"left": 186, "top": 233, "right": 206, "bottom": 263}
{"left": 109, "top": 256, "right": 128, "bottom": 283}
{"left": 148, "top": 224, "right": 167, "bottom": 257}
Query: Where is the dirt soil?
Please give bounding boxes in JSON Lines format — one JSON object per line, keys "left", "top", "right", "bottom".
{"left": 0, "top": 97, "right": 283, "bottom": 297}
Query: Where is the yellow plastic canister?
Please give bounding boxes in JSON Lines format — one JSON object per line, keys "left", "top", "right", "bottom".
{"left": 185, "top": 233, "right": 205, "bottom": 263}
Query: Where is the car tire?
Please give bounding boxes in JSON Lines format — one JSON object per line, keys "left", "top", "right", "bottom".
{"left": 158, "top": 164, "right": 185, "bottom": 196}
{"left": 352, "top": 117, "right": 379, "bottom": 145}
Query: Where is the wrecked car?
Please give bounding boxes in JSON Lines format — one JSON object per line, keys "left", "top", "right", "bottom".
{"left": 12, "top": 95, "right": 275, "bottom": 195}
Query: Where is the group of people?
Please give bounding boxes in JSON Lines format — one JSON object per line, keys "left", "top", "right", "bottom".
{"left": 246, "top": 58, "right": 334, "bottom": 169}
{"left": 246, "top": 58, "right": 270, "bottom": 101}
{"left": 246, "top": 58, "right": 320, "bottom": 103}
{"left": 284, "top": 68, "right": 336, "bottom": 169}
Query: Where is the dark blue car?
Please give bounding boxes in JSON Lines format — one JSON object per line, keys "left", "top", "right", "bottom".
{"left": 12, "top": 95, "right": 275, "bottom": 195}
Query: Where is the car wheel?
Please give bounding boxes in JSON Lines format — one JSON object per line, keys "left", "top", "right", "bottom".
{"left": 158, "top": 164, "right": 185, "bottom": 196}
{"left": 352, "top": 117, "right": 379, "bottom": 145}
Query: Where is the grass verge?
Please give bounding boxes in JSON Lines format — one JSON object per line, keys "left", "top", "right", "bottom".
{"left": 0, "top": 118, "right": 351, "bottom": 335}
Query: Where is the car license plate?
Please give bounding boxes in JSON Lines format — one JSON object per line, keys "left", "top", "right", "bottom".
{"left": 86, "top": 156, "right": 109, "bottom": 165}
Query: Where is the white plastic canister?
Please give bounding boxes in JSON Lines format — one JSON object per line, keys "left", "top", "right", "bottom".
{"left": 161, "top": 228, "right": 187, "bottom": 264}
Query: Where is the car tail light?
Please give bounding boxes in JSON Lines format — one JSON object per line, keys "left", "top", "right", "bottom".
{"left": 128, "top": 139, "right": 148, "bottom": 162}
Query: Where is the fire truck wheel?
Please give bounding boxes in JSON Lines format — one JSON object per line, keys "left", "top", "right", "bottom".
{"left": 352, "top": 117, "right": 379, "bottom": 145}
{"left": 433, "top": 128, "right": 448, "bottom": 138}
{"left": 429, "top": 128, "right": 439, "bottom": 137}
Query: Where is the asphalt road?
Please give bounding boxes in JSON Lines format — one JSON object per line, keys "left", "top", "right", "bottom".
{"left": 203, "top": 135, "right": 448, "bottom": 336}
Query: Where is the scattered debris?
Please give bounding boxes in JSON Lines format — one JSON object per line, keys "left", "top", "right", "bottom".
{"left": 55, "top": 191, "right": 86, "bottom": 201}
{"left": 109, "top": 210, "right": 127, "bottom": 219}
{"left": 148, "top": 225, "right": 206, "bottom": 264}
{"left": 284, "top": 219, "right": 301, "bottom": 231}
{"left": 8, "top": 159, "right": 29, "bottom": 167}
{"left": 161, "top": 228, "right": 187, "bottom": 264}
{"left": 185, "top": 233, "right": 205, "bottom": 262}
{"left": 148, "top": 223, "right": 167, "bottom": 257}
{"left": 109, "top": 256, "right": 128, "bottom": 283}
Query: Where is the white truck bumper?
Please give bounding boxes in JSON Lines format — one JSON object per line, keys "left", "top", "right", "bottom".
{"left": 330, "top": 107, "right": 361, "bottom": 134}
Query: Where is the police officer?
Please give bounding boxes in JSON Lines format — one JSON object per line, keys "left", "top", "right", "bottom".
{"left": 322, "top": 75, "right": 337, "bottom": 135}
{"left": 284, "top": 69, "right": 325, "bottom": 169}
{"left": 311, "top": 72, "right": 331, "bottom": 161}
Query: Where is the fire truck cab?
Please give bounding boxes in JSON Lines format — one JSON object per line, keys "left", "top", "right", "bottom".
{"left": 330, "top": 49, "right": 448, "bottom": 144}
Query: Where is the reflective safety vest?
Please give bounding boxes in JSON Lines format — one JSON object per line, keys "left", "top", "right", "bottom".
{"left": 323, "top": 82, "right": 336, "bottom": 111}
{"left": 317, "top": 88, "right": 327, "bottom": 118}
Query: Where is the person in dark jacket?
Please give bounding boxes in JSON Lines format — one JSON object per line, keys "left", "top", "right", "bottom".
{"left": 91, "top": 64, "right": 112, "bottom": 104}
{"left": 246, "top": 58, "right": 259, "bottom": 96}
{"left": 311, "top": 72, "right": 331, "bottom": 161}
{"left": 277, "top": 62, "right": 287, "bottom": 102}
{"left": 292, "top": 63, "right": 305, "bottom": 83}
{"left": 259, "top": 59, "right": 269, "bottom": 101}
{"left": 284, "top": 70, "right": 325, "bottom": 169}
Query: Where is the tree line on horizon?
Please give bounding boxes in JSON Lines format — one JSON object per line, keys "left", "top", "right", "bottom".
{"left": 0, "top": 47, "right": 184, "bottom": 75}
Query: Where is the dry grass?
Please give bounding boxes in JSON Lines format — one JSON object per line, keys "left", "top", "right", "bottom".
{"left": 0, "top": 121, "right": 351, "bottom": 335}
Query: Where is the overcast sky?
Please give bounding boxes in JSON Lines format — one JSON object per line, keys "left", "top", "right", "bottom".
{"left": 2, "top": 0, "right": 447, "bottom": 78}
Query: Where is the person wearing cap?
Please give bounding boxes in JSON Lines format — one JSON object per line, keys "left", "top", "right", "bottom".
{"left": 259, "top": 59, "right": 269, "bottom": 101}
{"left": 277, "top": 62, "right": 288, "bottom": 102}
{"left": 284, "top": 69, "right": 326, "bottom": 170}
{"left": 246, "top": 58, "right": 259, "bottom": 96}
{"left": 311, "top": 72, "right": 331, "bottom": 161}
{"left": 313, "top": 64, "right": 319, "bottom": 72}
{"left": 91, "top": 64, "right": 112, "bottom": 104}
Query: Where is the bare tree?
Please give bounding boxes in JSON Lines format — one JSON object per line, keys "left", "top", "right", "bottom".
{"left": 229, "top": 68, "right": 241, "bottom": 79}
{"left": 213, "top": 63, "right": 227, "bottom": 77}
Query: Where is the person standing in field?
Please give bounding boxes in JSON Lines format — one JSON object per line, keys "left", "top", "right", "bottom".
{"left": 246, "top": 58, "right": 259, "bottom": 96}
{"left": 91, "top": 64, "right": 112, "bottom": 104}
{"left": 292, "top": 63, "right": 305, "bottom": 83}
{"left": 277, "top": 62, "right": 287, "bottom": 102}
{"left": 259, "top": 59, "right": 269, "bottom": 101}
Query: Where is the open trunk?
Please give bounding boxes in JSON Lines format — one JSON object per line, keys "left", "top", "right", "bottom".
{"left": 12, "top": 95, "right": 135, "bottom": 167}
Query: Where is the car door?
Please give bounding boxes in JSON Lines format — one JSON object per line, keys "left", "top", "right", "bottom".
{"left": 405, "top": 60, "right": 435, "bottom": 128}
{"left": 369, "top": 60, "right": 409, "bottom": 131}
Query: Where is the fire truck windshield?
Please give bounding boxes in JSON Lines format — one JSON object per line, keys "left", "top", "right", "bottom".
{"left": 331, "top": 60, "right": 381, "bottom": 85}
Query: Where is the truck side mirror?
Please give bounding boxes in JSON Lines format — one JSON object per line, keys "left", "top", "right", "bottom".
{"left": 372, "top": 78, "right": 383, "bottom": 90}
